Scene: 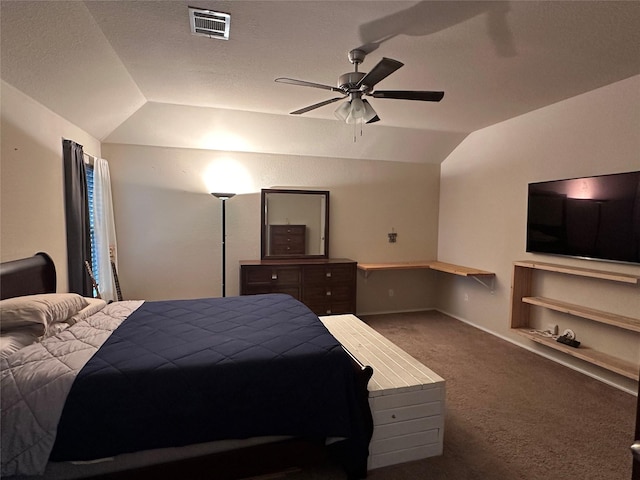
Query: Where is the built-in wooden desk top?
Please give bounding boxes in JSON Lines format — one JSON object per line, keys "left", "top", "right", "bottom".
{"left": 357, "top": 260, "right": 494, "bottom": 278}
{"left": 356, "top": 260, "right": 495, "bottom": 290}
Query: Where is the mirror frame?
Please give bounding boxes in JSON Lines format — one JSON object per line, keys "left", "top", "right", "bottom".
{"left": 261, "top": 188, "right": 330, "bottom": 260}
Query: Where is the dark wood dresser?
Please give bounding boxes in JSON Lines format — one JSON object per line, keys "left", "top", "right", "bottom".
{"left": 240, "top": 258, "right": 357, "bottom": 315}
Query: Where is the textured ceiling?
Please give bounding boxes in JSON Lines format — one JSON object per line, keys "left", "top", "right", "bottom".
{"left": 2, "top": 1, "right": 639, "bottom": 163}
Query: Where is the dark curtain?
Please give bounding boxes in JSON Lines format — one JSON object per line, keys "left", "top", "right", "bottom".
{"left": 63, "top": 139, "right": 92, "bottom": 296}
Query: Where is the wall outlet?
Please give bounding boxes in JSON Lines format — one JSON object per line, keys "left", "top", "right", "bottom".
{"left": 464, "top": 293, "right": 469, "bottom": 302}
{"left": 388, "top": 289, "right": 394, "bottom": 297}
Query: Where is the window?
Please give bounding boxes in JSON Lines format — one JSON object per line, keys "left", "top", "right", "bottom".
{"left": 85, "top": 163, "right": 99, "bottom": 292}
{"left": 64, "top": 139, "right": 117, "bottom": 299}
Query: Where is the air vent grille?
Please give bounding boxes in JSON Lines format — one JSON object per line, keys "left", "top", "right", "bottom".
{"left": 189, "top": 7, "right": 230, "bottom": 40}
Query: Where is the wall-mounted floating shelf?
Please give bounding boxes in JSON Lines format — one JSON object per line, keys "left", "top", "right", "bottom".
{"left": 357, "top": 260, "right": 495, "bottom": 290}
{"left": 514, "top": 329, "right": 638, "bottom": 380}
{"left": 510, "top": 260, "right": 640, "bottom": 381}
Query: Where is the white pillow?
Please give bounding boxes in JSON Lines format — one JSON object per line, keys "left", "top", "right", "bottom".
{"left": 67, "top": 297, "right": 107, "bottom": 325}
{"left": 0, "top": 293, "right": 88, "bottom": 335}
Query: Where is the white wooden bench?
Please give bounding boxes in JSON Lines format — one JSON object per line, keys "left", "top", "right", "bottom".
{"left": 320, "top": 314, "right": 445, "bottom": 470}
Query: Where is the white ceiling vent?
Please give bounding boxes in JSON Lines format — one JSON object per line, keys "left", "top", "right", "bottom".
{"left": 189, "top": 7, "right": 230, "bottom": 40}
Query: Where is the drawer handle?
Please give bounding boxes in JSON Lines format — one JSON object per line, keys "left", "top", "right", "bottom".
{"left": 391, "top": 414, "right": 396, "bottom": 419}
{"left": 326, "top": 291, "right": 332, "bottom": 296}
{"left": 326, "top": 272, "right": 332, "bottom": 278}
{"left": 271, "top": 273, "right": 278, "bottom": 280}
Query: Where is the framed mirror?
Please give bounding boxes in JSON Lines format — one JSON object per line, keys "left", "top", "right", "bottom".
{"left": 261, "top": 189, "right": 329, "bottom": 259}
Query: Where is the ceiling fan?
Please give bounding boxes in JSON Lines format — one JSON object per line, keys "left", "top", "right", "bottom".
{"left": 275, "top": 49, "right": 444, "bottom": 125}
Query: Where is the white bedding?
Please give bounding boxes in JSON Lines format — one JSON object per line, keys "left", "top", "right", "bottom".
{"left": 1, "top": 301, "right": 143, "bottom": 477}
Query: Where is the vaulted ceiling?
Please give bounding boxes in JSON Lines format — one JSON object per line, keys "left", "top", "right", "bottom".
{"left": 2, "top": 1, "right": 639, "bottom": 163}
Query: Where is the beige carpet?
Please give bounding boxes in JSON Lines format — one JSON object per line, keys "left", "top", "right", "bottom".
{"left": 281, "top": 310, "right": 636, "bottom": 480}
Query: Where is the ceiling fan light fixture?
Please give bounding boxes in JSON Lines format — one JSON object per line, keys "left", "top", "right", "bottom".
{"left": 351, "top": 98, "right": 365, "bottom": 114}
{"left": 345, "top": 109, "right": 359, "bottom": 125}
{"left": 336, "top": 97, "right": 378, "bottom": 125}
{"left": 362, "top": 100, "right": 378, "bottom": 123}
{"left": 334, "top": 101, "right": 351, "bottom": 121}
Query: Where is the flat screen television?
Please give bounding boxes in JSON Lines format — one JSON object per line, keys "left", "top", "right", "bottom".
{"left": 526, "top": 171, "right": 640, "bottom": 265}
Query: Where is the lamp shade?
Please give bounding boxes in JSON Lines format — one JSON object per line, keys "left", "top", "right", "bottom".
{"left": 345, "top": 98, "right": 365, "bottom": 124}
{"left": 334, "top": 101, "right": 351, "bottom": 121}
{"left": 362, "top": 100, "right": 377, "bottom": 123}
{"left": 211, "top": 192, "right": 236, "bottom": 200}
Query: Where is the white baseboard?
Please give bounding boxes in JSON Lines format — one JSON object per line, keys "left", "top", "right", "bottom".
{"left": 356, "top": 307, "right": 436, "bottom": 317}
{"left": 436, "top": 309, "right": 637, "bottom": 396}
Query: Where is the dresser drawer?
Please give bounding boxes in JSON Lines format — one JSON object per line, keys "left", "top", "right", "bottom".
{"left": 303, "top": 284, "right": 352, "bottom": 303}
{"left": 242, "top": 266, "right": 300, "bottom": 286}
{"left": 243, "top": 285, "right": 301, "bottom": 300}
{"left": 303, "top": 264, "right": 354, "bottom": 284}
{"left": 305, "top": 300, "right": 353, "bottom": 316}
{"left": 371, "top": 401, "right": 442, "bottom": 426}
{"left": 270, "top": 236, "right": 305, "bottom": 255}
{"left": 270, "top": 225, "right": 305, "bottom": 235}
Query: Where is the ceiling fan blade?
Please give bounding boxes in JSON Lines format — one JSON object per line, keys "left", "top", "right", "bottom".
{"left": 275, "top": 77, "right": 342, "bottom": 92}
{"left": 356, "top": 57, "right": 404, "bottom": 89}
{"left": 290, "top": 97, "right": 345, "bottom": 115}
{"left": 359, "top": 2, "right": 516, "bottom": 59}
{"left": 371, "top": 90, "right": 445, "bottom": 102}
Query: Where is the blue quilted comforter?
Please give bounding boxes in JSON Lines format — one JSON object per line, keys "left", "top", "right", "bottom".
{"left": 50, "top": 294, "right": 372, "bottom": 475}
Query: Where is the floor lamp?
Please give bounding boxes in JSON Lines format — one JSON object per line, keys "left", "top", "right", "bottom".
{"left": 211, "top": 192, "right": 236, "bottom": 297}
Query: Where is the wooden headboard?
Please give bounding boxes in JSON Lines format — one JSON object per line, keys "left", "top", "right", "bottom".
{"left": 0, "top": 252, "right": 56, "bottom": 300}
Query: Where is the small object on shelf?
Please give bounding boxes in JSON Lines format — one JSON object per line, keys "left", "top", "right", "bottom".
{"left": 556, "top": 334, "right": 581, "bottom": 348}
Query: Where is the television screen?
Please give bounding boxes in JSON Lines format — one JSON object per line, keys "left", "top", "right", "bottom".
{"left": 526, "top": 171, "right": 640, "bottom": 265}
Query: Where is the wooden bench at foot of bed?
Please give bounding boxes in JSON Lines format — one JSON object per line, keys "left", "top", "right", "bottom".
{"left": 319, "top": 314, "right": 445, "bottom": 470}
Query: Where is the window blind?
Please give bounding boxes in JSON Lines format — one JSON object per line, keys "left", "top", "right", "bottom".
{"left": 85, "top": 164, "right": 99, "bottom": 291}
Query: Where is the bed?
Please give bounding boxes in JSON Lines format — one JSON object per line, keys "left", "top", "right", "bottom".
{"left": 1, "top": 253, "right": 373, "bottom": 479}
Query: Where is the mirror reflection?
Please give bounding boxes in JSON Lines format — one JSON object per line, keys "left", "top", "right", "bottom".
{"left": 261, "top": 189, "right": 329, "bottom": 259}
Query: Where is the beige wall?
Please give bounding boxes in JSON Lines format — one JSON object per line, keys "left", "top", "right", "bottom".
{"left": 436, "top": 75, "right": 640, "bottom": 392}
{"left": 0, "top": 81, "right": 101, "bottom": 292}
{"left": 101, "top": 143, "right": 441, "bottom": 312}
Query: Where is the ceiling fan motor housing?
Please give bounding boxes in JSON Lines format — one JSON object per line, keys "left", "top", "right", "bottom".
{"left": 338, "top": 72, "right": 366, "bottom": 91}
{"left": 348, "top": 49, "right": 367, "bottom": 65}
